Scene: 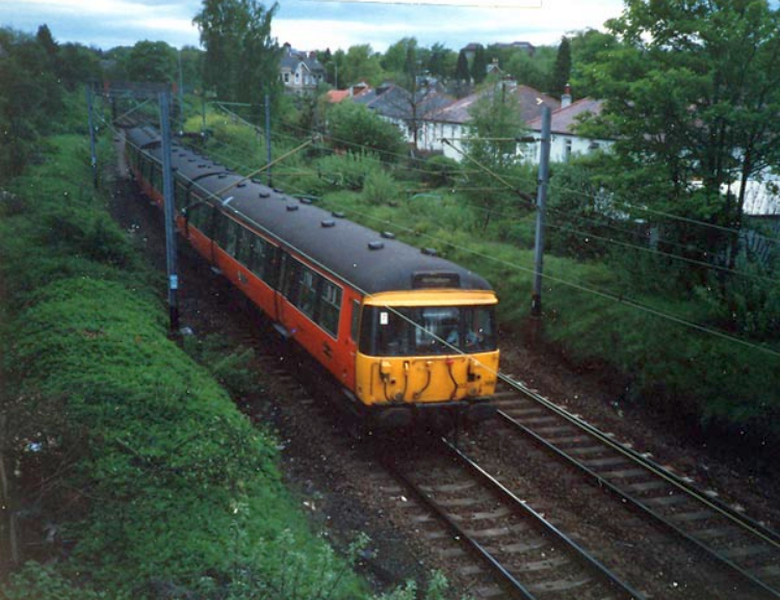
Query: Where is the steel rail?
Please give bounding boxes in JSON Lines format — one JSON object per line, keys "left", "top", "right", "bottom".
{"left": 496, "top": 374, "right": 780, "bottom": 598}
{"left": 382, "top": 457, "right": 539, "bottom": 600}
{"left": 498, "top": 373, "right": 780, "bottom": 548}
{"left": 440, "top": 438, "right": 648, "bottom": 600}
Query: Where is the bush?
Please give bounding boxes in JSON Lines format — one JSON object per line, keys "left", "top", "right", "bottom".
{"left": 326, "top": 102, "right": 405, "bottom": 162}
{"left": 362, "top": 168, "right": 401, "bottom": 205}
{"left": 422, "top": 155, "right": 461, "bottom": 188}
{"left": 317, "top": 151, "right": 383, "bottom": 191}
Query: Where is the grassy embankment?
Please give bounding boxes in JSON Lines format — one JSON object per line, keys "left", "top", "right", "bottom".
{"left": 0, "top": 123, "right": 445, "bottom": 598}
{"left": 198, "top": 111, "right": 780, "bottom": 445}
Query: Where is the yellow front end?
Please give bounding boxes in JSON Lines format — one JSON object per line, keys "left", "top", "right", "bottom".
{"left": 354, "top": 290, "right": 499, "bottom": 407}
{"left": 355, "top": 351, "right": 499, "bottom": 405}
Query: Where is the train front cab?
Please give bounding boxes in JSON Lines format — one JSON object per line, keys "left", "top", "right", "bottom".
{"left": 354, "top": 290, "right": 499, "bottom": 428}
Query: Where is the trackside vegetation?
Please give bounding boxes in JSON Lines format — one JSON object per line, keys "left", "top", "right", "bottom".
{"left": 0, "top": 125, "right": 452, "bottom": 599}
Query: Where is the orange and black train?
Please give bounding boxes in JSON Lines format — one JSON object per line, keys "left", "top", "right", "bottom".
{"left": 125, "top": 126, "right": 499, "bottom": 428}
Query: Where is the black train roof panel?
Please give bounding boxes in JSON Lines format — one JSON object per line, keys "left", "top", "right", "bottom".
{"left": 126, "top": 128, "right": 493, "bottom": 297}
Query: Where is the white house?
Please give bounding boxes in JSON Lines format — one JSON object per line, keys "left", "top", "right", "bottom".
{"left": 524, "top": 94, "right": 611, "bottom": 164}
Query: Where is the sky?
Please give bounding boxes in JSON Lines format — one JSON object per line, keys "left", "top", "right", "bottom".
{"left": 0, "top": 0, "right": 627, "bottom": 52}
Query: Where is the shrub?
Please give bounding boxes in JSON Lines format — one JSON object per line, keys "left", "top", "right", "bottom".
{"left": 423, "top": 155, "right": 461, "bottom": 188}
{"left": 362, "top": 168, "right": 401, "bottom": 206}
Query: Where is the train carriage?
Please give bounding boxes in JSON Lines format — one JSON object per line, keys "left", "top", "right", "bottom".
{"left": 125, "top": 127, "right": 500, "bottom": 428}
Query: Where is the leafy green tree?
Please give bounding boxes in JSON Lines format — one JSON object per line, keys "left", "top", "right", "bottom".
{"left": 549, "top": 36, "right": 571, "bottom": 96}
{"left": 193, "top": 0, "right": 281, "bottom": 103}
{"left": 568, "top": 28, "right": 621, "bottom": 98}
{"left": 463, "top": 86, "right": 527, "bottom": 228}
{"left": 0, "top": 28, "right": 64, "bottom": 179}
{"left": 470, "top": 44, "right": 487, "bottom": 84}
{"left": 326, "top": 101, "right": 405, "bottom": 161}
{"left": 454, "top": 49, "right": 470, "bottom": 97}
{"left": 427, "top": 43, "right": 455, "bottom": 81}
{"left": 125, "top": 40, "right": 177, "bottom": 82}
{"left": 341, "top": 44, "right": 385, "bottom": 86}
{"left": 580, "top": 0, "right": 780, "bottom": 281}
{"left": 58, "top": 43, "right": 101, "bottom": 90}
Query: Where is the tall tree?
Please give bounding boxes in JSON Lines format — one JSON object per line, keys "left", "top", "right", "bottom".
{"left": 463, "top": 86, "right": 527, "bottom": 228}
{"left": 454, "top": 49, "right": 470, "bottom": 97}
{"left": 194, "top": 0, "right": 280, "bottom": 103}
{"left": 125, "top": 40, "right": 177, "bottom": 82}
{"left": 580, "top": 0, "right": 780, "bottom": 277}
{"left": 428, "top": 43, "right": 456, "bottom": 81}
{"left": 471, "top": 44, "right": 487, "bottom": 84}
{"left": 549, "top": 36, "right": 571, "bottom": 96}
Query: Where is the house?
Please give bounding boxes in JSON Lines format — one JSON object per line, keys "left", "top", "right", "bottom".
{"left": 324, "top": 81, "right": 371, "bottom": 104}
{"left": 524, "top": 89, "right": 609, "bottom": 164}
{"left": 280, "top": 45, "right": 325, "bottom": 95}
{"left": 419, "top": 81, "right": 560, "bottom": 160}
{"left": 353, "top": 82, "right": 455, "bottom": 148}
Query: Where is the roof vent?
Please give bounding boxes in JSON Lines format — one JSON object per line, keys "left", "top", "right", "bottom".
{"left": 251, "top": 177, "right": 262, "bottom": 184}
{"left": 237, "top": 182, "right": 246, "bottom": 188}
{"left": 421, "top": 247, "right": 438, "bottom": 256}
{"left": 381, "top": 231, "right": 396, "bottom": 239}
{"left": 273, "top": 188, "right": 284, "bottom": 193}
{"left": 218, "top": 173, "right": 227, "bottom": 179}
{"left": 286, "top": 204, "right": 299, "bottom": 212}
{"left": 368, "top": 241, "right": 385, "bottom": 251}
{"left": 198, "top": 164, "right": 206, "bottom": 168}
{"left": 332, "top": 211, "right": 345, "bottom": 218}
{"left": 299, "top": 197, "right": 313, "bottom": 205}
{"left": 188, "top": 158, "right": 196, "bottom": 162}
{"left": 321, "top": 219, "right": 336, "bottom": 228}
{"left": 258, "top": 190, "right": 271, "bottom": 198}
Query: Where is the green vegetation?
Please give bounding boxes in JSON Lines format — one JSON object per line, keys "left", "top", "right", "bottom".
{"left": 0, "top": 134, "right": 370, "bottom": 599}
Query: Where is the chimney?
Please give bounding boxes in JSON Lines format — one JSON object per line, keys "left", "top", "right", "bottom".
{"left": 562, "top": 83, "right": 572, "bottom": 108}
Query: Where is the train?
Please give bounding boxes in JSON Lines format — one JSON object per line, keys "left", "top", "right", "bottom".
{"left": 124, "top": 126, "right": 500, "bottom": 429}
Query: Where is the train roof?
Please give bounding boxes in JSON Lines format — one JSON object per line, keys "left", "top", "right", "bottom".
{"left": 125, "top": 127, "right": 493, "bottom": 297}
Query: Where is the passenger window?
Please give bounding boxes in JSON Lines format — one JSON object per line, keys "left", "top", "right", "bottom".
{"left": 319, "top": 281, "right": 342, "bottom": 337}
{"left": 236, "top": 227, "right": 253, "bottom": 266}
{"left": 224, "top": 219, "right": 239, "bottom": 256}
{"left": 250, "top": 236, "right": 267, "bottom": 280}
{"left": 296, "top": 267, "right": 319, "bottom": 318}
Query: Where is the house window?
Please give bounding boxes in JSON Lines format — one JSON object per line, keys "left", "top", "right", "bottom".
{"left": 284, "top": 72, "right": 290, "bottom": 83}
{"left": 565, "top": 139, "right": 573, "bottom": 161}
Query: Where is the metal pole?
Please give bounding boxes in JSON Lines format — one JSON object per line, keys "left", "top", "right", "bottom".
{"left": 265, "top": 92, "right": 273, "bottom": 187}
{"left": 178, "top": 50, "right": 185, "bottom": 133}
{"left": 159, "top": 91, "right": 180, "bottom": 333}
{"left": 531, "top": 105, "right": 551, "bottom": 318}
{"left": 86, "top": 85, "right": 98, "bottom": 189}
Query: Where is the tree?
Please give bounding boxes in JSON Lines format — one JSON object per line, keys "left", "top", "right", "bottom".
{"left": 0, "top": 28, "right": 63, "bottom": 179}
{"left": 471, "top": 44, "right": 487, "bottom": 85}
{"left": 341, "top": 44, "right": 384, "bottom": 86}
{"left": 462, "top": 86, "right": 527, "bottom": 228}
{"left": 580, "top": 0, "right": 780, "bottom": 280}
{"left": 427, "top": 43, "right": 456, "bottom": 81}
{"left": 193, "top": 0, "right": 281, "bottom": 103}
{"left": 454, "top": 49, "right": 470, "bottom": 97}
{"left": 549, "top": 36, "right": 571, "bottom": 96}
{"left": 325, "top": 101, "right": 405, "bottom": 161}
{"left": 125, "top": 40, "right": 177, "bottom": 83}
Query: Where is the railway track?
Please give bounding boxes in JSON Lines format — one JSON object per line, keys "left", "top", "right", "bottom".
{"left": 488, "top": 375, "right": 780, "bottom": 599}
{"left": 382, "top": 438, "right": 646, "bottom": 600}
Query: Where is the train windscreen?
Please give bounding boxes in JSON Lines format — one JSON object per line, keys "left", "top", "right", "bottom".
{"left": 360, "top": 305, "right": 496, "bottom": 356}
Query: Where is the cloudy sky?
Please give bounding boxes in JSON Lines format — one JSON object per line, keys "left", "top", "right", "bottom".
{"left": 1, "top": 0, "right": 626, "bottom": 52}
